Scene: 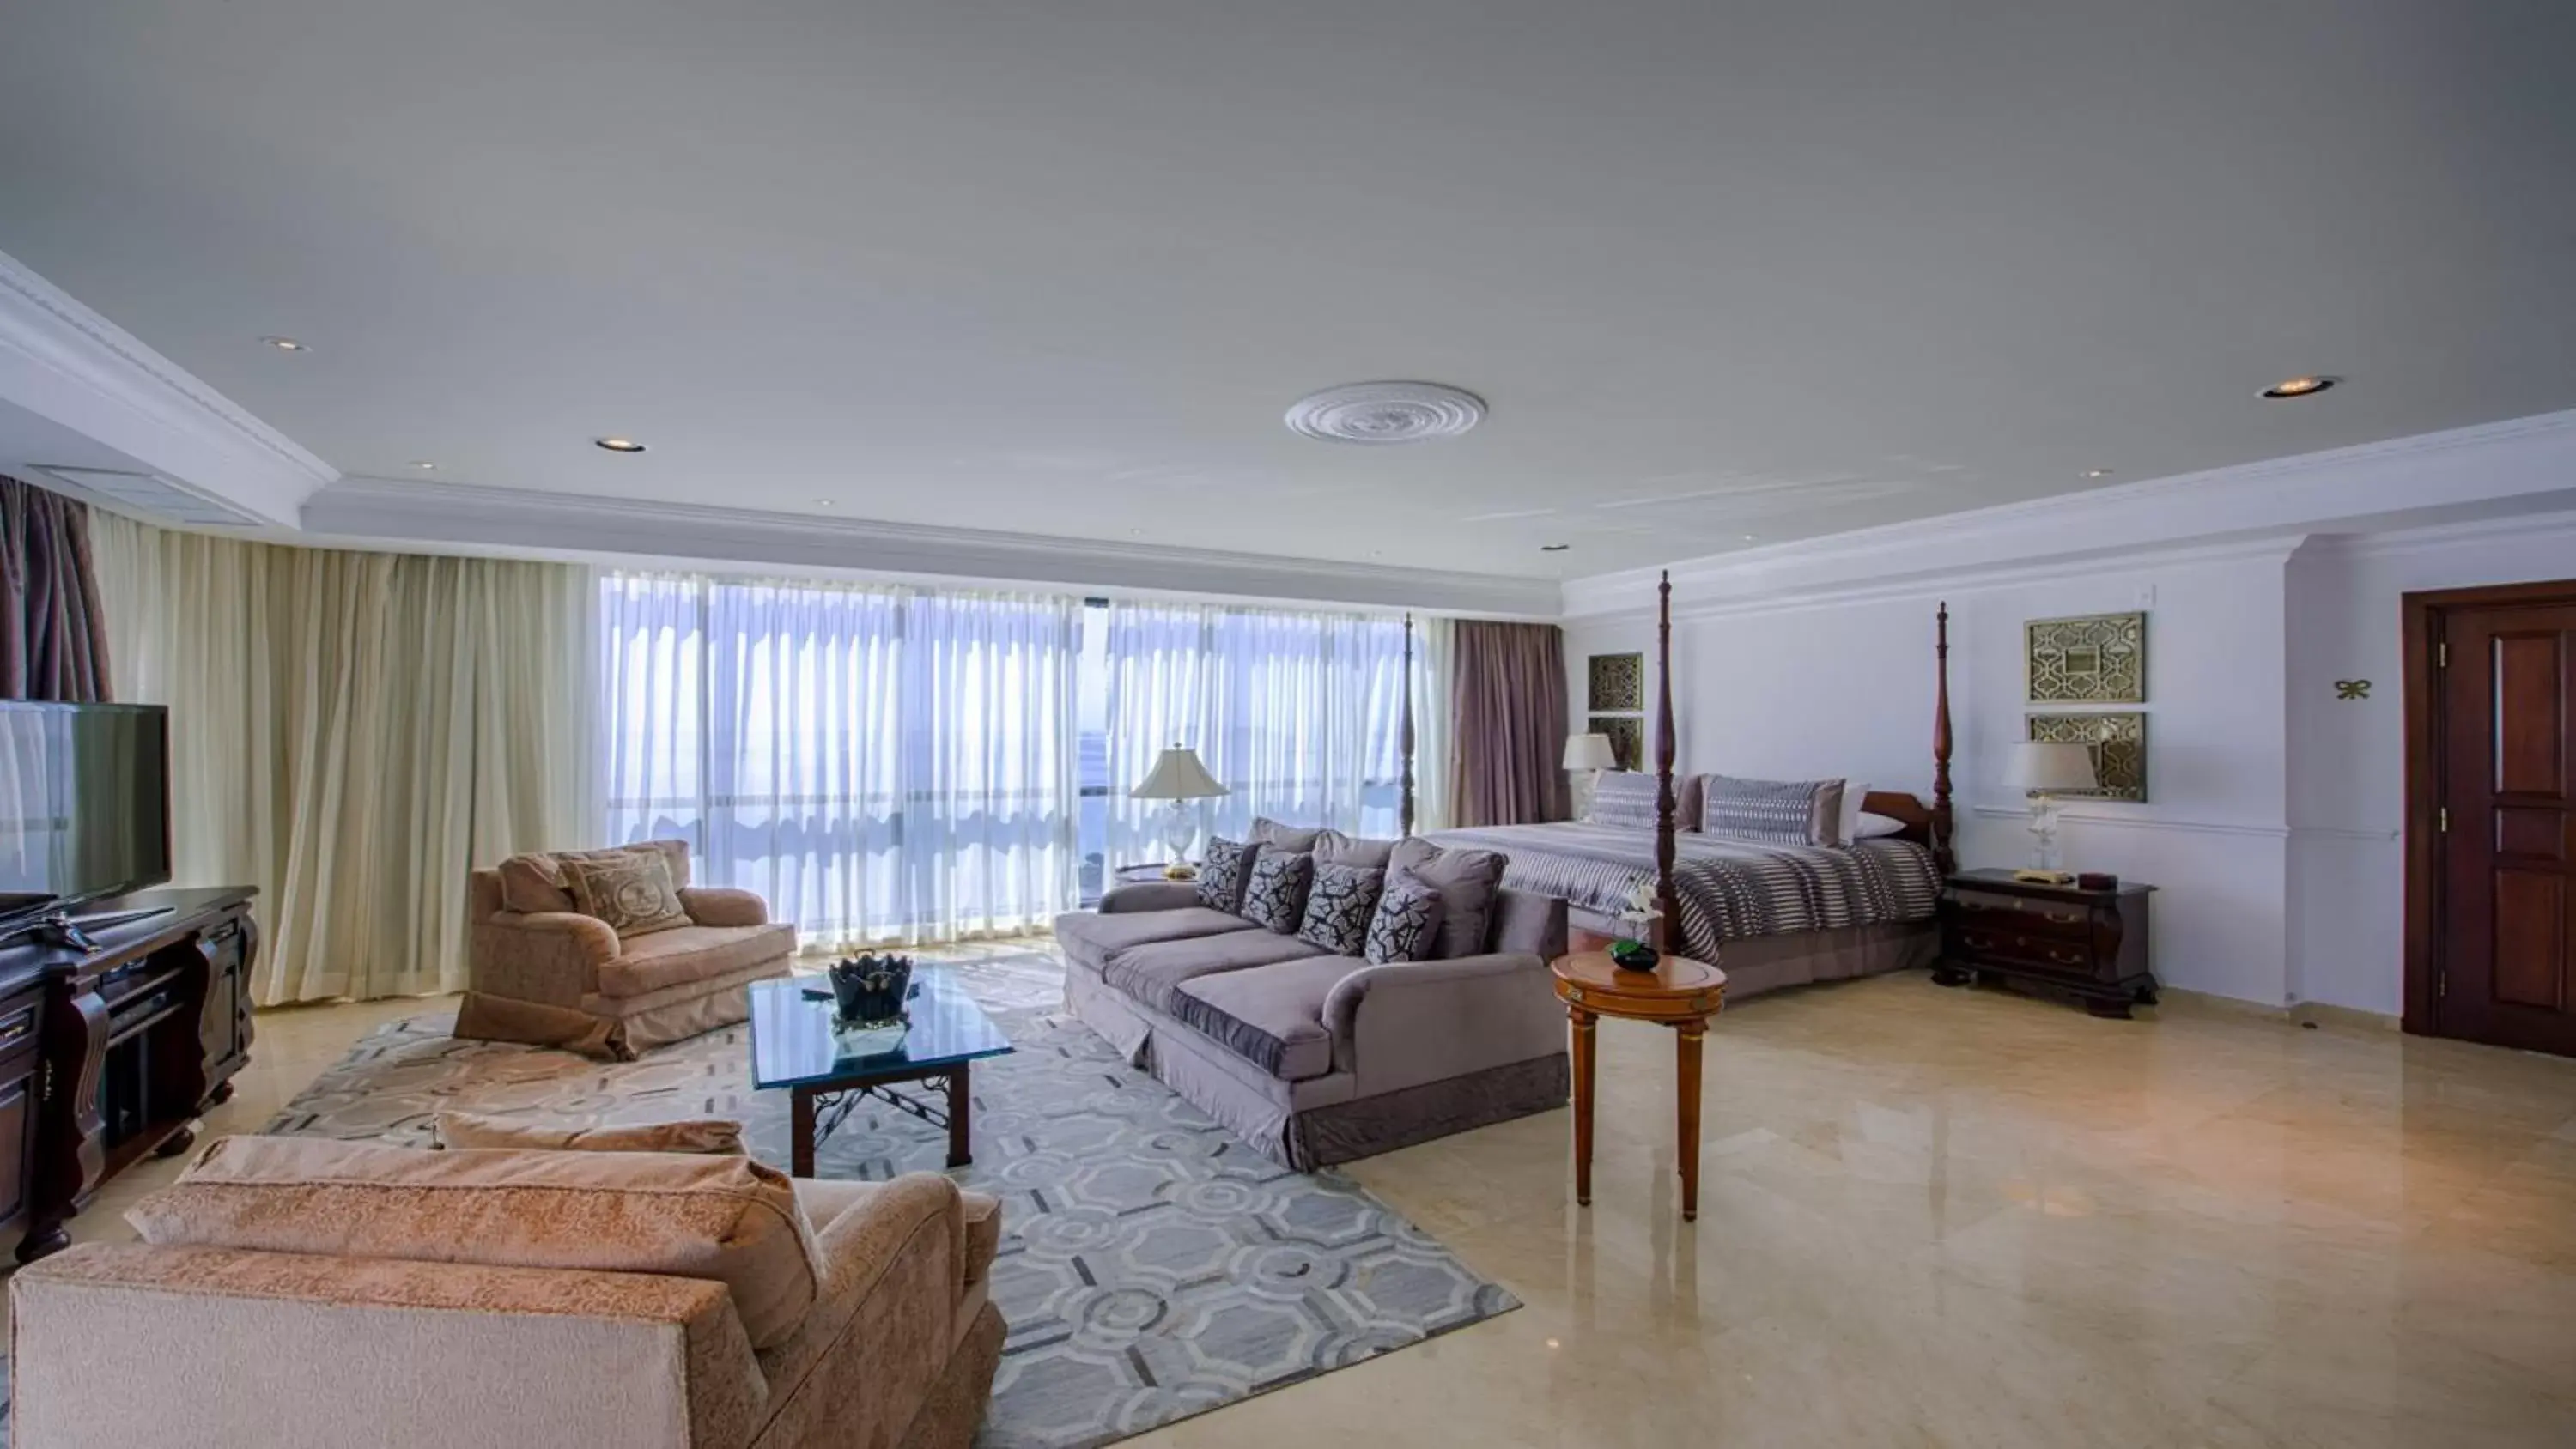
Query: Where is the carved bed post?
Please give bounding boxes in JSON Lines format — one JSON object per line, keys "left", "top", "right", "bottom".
{"left": 1932, "top": 601, "right": 1956, "bottom": 876}
{"left": 1400, "top": 612, "right": 1418, "bottom": 838}
{"left": 1655, "top": 571, "right": 1680, "bottom": 953}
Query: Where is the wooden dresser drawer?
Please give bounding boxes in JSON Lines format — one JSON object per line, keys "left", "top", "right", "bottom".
{"left": 1948, "top": 892, "right": 2096, "bottom": 942}
{"left": 1950, "top": 926, "right": 2097, "bottom": 976}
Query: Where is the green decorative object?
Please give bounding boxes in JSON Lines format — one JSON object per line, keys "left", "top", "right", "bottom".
{"left": 2026, "top": 712, "right": 2147, "bottom": 802}
{"left": 1609, "top": 938, "right": 1660, "bottom": 971}
{"left": 1588, "top": 652, "right": 1645, "bottom": 712}
{"left": 2026, "top": 612, "right": 2146, "bottom": 704}
{"left": 1589, "top": 716, "right": 1643, "bottom": 772}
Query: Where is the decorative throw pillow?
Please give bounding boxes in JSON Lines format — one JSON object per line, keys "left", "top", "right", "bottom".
{"left": 1387, "top": 837, "right": 1507, "bottom": 959}
{"left": 497, "top": 843, "right": 669, "bottom": 916}
{"left": 1249, "top": 816, "right": 1327, "bottom": 853}
{"left": 561, "top": 851, "right": 692, "bottom": 938}
{"left": 1239, "top": 851, "right": 1315, "bottom": 934}
{"left": 1583, "top": 771, "right": 1664, "bottom": 830}
{"left": 1364, "top": 876, "right": 1444, "bottom": 965}
{"left": 1313, "top": 830, "right": 1399, "bottom": 870}
{"left": 1699, "top": 774, "right": 1847, "bottom": 845}
{"left": 431, "top": 1111, "right": 747, "bottom": 1156}
{"left": 1296, "top": 864, "right": 1386, "bottom": 955}
{"left": 1196, "top": 837, "right": 1261, "bottom": 912}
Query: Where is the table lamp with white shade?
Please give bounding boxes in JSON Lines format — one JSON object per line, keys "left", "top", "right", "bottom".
{"left": 1563, "top": 732, "right": 1616, "bottom": 817}
{"left": 1131, "top": 745, "right": 1229, "bottom": 879}
{"left": 2008, "top": 740, "right": 2098, "bottom": 875}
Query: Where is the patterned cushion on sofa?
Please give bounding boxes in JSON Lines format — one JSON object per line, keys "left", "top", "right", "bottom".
{"left": 1699, "top": 774, "right": 1847, "bottom": 845}
{"left": 1364, "top": 876, "right": 1444, "bottom": 965}
{"left": 1240, "top": 851, "right": 1316, "bottom": 935}
{"left": 1582, "top": 770, "right": 1664, "bottom": 830}
{"left": 1196, "top": 837, "right": 1261, "bottom": 912}
{"left": 561, "top": 852, "right": 692, "bottom": 939}
{"left": 1296, "top": 864, "right": 1386, "bottom": 955}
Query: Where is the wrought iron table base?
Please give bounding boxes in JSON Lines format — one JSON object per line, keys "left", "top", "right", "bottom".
{"left": 790, "top": 1064, "right": 971, "bottom": 1175}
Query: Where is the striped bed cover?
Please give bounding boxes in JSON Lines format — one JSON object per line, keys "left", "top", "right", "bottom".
{"left": 1424, "top": 822, "right": 1942, "bottom": 960}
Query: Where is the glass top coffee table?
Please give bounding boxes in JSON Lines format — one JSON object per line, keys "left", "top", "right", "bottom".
{"left": 747, "top": 971, "right": 1015, "bottom": 1174}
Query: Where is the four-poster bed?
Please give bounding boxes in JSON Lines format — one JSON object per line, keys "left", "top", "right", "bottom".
{"left": 1406, "top": 573, "right": 1958, "bottom": 1001}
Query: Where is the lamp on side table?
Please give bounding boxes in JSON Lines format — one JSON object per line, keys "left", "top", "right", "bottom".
{"left": 1130, "top": 745, "right": 1228, "bottom": 879}
{"left": 1563, "top": 732, "right": 1614, "bottom": 818}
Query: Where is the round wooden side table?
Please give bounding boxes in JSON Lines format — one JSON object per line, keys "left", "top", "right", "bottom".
{"left": 1549, "top": 951, "right": 1728, "bottom": 1222}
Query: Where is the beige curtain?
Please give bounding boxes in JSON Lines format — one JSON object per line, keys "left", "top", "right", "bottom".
{"left": 91, "top": 515, "right": 597, "bottom": 1003}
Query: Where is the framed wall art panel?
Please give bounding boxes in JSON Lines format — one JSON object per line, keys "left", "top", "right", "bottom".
{"left": 2026, "top": 612, "right": 2146, "bottom": 704}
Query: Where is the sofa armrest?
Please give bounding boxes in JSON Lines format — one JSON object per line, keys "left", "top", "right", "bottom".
{"left": 10, "top": 1244, "right": 768, "bottom": 1449}
{"left": 1323, "top": 950, "right": 1566, "bottom": 1096}
{"left": 471, "top": 910, "right": 620, "bottom": 1003}
{"left": 679, "top": 886, "right": 769, "bottom": 928}
{"left": 1101, "top": 881, "right": 1200, "bottom": 914}
{"left": 1486, "top": 888, "right": 1569, "bottom": 959}
{"left": 754, "top": 1174, "right": 966, "bottom": 1446}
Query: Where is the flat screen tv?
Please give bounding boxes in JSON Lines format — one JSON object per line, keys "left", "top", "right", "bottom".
{"left": 0, "top": 701, "right": 172, "bottom": 928}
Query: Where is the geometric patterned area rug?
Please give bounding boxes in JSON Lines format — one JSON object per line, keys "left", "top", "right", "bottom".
{"left": 259, "top": 958, "right": 1518, "bottom": 1448}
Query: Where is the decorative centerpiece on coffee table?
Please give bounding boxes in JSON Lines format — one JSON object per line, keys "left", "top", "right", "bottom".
{"left": 826, "top": 953, "right": 914, "bottom": 1054}
{"left": 1609, "top": 882, "right": 1662, "bottom": 971}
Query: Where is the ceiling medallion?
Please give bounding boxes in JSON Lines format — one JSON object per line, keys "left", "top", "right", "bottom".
{"left": 1285, "top": 381, "right": 1485, "bottom": 445}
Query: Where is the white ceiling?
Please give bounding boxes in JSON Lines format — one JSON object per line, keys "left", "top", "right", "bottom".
{"left": 3, "top": 1, "right": 2573, "bottom": 580}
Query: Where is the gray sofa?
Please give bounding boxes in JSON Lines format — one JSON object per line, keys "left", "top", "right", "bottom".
{"left": 1053, "top": 880, "right": 1570, "bottom": 1170}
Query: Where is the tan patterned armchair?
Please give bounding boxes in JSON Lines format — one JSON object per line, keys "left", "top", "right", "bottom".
{"left": 9, "top": 1136, "right": 1005, "bottom": 1448}
{"left": 455, "top": 840, "right": 794, "bottom": 1059}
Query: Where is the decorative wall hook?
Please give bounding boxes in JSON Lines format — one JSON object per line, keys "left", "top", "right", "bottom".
{"left": 2334, "top": 679, "right": 2371, "bottom": 700}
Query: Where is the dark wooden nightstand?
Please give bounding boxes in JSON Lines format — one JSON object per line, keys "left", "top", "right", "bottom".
{"left": 1935, "top": 869, "right": 2157, "bottom": 1018}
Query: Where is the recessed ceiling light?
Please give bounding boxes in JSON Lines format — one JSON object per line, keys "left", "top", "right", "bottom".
{"left": 593, "top": 437, "right": 647, "bottom": 453}
{"left": 2083, "top": 468, "right": 2114, "bottom": 479}
{"left": 812, "top": 498, "right": 833, "bottom": 507}
{"left": 1742, "top": 534, "right": 1757, "bottom": 542}
{"left": 261, "top": 336, "right": 308, "bottom": 352}
{"left": 1540, "top": 543, "right": 1570, "bottom": 552}
{"left": 409, "top": 460, "right": 438, "bottom": 471}
{"left": 2260, "top": 374, "right": 2338, "bottom": 399}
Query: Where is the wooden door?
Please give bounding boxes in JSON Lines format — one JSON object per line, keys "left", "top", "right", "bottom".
{"left": 2423, "top": 595, "right": 2576, "bottom": 1055}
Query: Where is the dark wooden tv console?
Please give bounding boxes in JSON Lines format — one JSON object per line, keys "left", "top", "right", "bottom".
{"left": 1, "top": 887, "right": 258, "bottom": 1263}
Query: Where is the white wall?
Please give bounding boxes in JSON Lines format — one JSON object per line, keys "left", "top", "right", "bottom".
{"left": 1564, "top": 546, "right": 2297, "bottom": 1004}
{"left": 2284, "top": 515, "right": 2576, "bottom": 1015}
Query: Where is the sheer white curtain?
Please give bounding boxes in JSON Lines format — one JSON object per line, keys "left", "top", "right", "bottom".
{"left": 602, "top": 573, "right": 1077, "bottom": 949}
{"left": 1103, "top": 601, "right": 1437, "bottom": 863}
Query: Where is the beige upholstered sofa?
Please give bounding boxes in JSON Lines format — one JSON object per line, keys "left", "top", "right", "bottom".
{"left": 456, "top": 839, "right": 794, "bottom": 1059}
{"left": 8, "top": 1136, "right": 1005, "bottom": 1449}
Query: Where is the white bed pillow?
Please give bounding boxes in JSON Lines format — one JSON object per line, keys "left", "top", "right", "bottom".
{"left": 1838, "top": 781, "right": 1868, "bottom": 846}
{"left": 1849, "top": 810, "right": 1907, "bottom": 840}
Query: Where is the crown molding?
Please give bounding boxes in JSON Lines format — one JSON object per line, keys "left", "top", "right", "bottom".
{"left": 2315, "top": 506, "right": 2576, "bottom": 562}
{"left": 1564, "top": 534, "right": 2311, "bottom": 628}
{"left": 302, "top": 476, "right": 1561, "bottom": 616}
{"left": 0, "top": 249, "right": 337, "bottom": 525}
{"left": 1562, "top": 409, "right": 2576, "bottom": 618}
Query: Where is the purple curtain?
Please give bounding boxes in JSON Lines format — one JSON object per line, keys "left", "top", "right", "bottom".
{"left": 1449, "top": 620, "right": 1568, "bottom": 826}
{"left": 0, "top": 475, "right": 113, "bottom": 702}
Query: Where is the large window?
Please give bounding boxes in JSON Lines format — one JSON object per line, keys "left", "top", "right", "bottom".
{"left": 601, "top": 573, "right": 1079, "bottom": 949}
{"left": 1095, "top": 601, "right": 1433, "bottom": 877}
{"left": 604, "top": 573, "right": 1442, "bottom": 939}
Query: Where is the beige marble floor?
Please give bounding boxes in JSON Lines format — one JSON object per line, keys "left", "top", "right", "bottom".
{"left": 16, "top": 967, "right": 2576, "bottom": 1447}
